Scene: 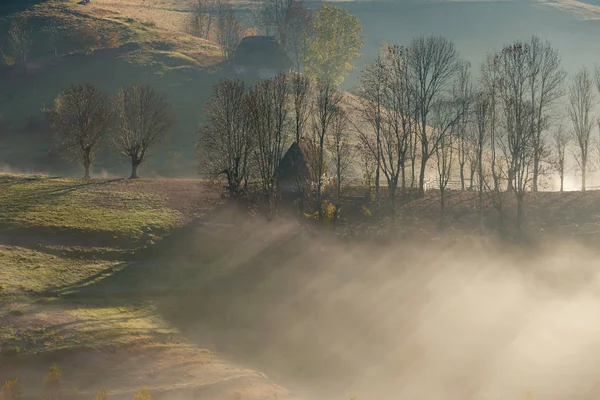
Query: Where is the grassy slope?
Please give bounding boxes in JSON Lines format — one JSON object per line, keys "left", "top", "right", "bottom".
{"left": 0, "top": 175, "right": 295, "bottom": 400}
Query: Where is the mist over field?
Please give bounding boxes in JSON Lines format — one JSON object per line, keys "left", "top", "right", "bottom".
{"left": 155, "top": 216, "right": 600, "bottom": 400}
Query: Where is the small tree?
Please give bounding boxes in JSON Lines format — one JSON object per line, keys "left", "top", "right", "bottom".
{"left": 111, "top": 84, "right": 174, "bottom": 179}
{"left": 291, "top": 73, "right": 311, "bottom": 143}
{"left": 44, "top": 84, "right": 111, "bottom": 179}
{"left": 44, "top": 364, "right": 61, "bottom": 400}
{"left": 2, "top": 378, "right": 22, "bottom": 400}
{"left": 8, "top": 13, "right": 30, "bottom": 66}
{"left": 473, "top": 90, "right": 491, "bottom": 234}
{"left": 552, "top": 124, "right": 569, "bottom": 192}
{"left": 305, "top": 4, "right": 363, "bottom": 86}
{"left": 567, "top": 67, "right": 596, "bottom": 191}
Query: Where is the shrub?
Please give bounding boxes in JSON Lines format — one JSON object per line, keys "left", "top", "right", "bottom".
{"left": 2, "top": 378, "right": 23, "bottom": 400}
{"left": 1, "top": 346, "right": 21, "bottom": 357}
{"left": 133, "top": 388, "right": 151, "bottom": 400}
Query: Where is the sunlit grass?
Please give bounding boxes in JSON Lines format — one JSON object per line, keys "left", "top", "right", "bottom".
{"left": 0, "top": 175, "right": 183, "bottom": 240}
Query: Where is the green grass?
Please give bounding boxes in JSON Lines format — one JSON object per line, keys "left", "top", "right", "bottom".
{"left": 0, "top": 175, "right": 184, "bottom": 240}
{"left": 0, "top": 245, "right": 124, "bottom": 298}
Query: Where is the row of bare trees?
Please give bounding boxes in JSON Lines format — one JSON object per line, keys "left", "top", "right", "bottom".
{"left": 198, "top": 73, "right": 353, "bottom": 219}
{"left": 44, "top": 84, "right": 173, "bottom": 179}
{"left": 355, "top": 34, "right": 600, "bottom": 231}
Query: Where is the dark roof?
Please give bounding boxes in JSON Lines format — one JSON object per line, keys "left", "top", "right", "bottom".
{"left": 277, "top": 140, "right": 311, "bottom": 184}
{"left": 233, "top": 36, "right": 292, "bottom": 70}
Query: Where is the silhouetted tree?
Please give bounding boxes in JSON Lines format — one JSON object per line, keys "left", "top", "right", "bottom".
{"left": 327, "top": 106, "right": 353, "bottom": 221}
{"left": 2, "top": 378, "right": 22, "bottom": 400}
{"left": 526, "top": 36, "right": 566, "bottom": 192}
{"left": 247, "top": 74, "right": 290, "bottom": 215}
{"left": 198, "top": 79, "right": 251, "bottom": 197}
{"left": 44, "top": 84, "right": 111, "bottom": 179}
{"left": 473, "top": 90, "right": 491, "bottom": 234}
{"left": 407, "top": 35, "right": 461, "bottom": 195}
{"left": 312, "top": 78, "right": 343, "bottom": 220}
{"left": 44, "top": 364, "right": 61, "bottom": 400}
{"left": 356, "top": 53, "right": 385, "bottom": 199}
{"left": 111, "top": 84, "right": 173, "bottom": 179}
{"left": 567, "top": 67, "right": 596, "bottom": 191}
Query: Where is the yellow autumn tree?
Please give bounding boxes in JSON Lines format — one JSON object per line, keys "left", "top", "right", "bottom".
{"left": 304, "top": 4, "right": 363, "bottom": 86}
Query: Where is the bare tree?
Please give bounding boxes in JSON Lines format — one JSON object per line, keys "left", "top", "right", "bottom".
{"left": 551, "top": 124, "right": 569, "bottom": 192}
{"left": 526, "top": 36, "right": 566, "bottom": 192}
{"left": 216, "top": 3, "right": 242, "bottom": 62}
{"left": 432, "top": 100, "right": 456, "bottom": 220}
{"left": 356, "top": 52, "right": 386, "bottom": 199}
{"left": 187, "top": 0, "right": 217, "bottom": 39}
{"left": 291, "top": 73, "right": 311, "bottom": 143}
{"left": 454, "top": 61, "right": 472, "bottom": 190}
{"left": 44, "top": 84, "right": 111, "bottom": 179}
{"left": 496, "top": 42, "right": 536, "bottom": 230}
{"left": 327, "top": 107, "right": 354, "bottom": 222}
{"left": 111, "top": 84, "right": 174, "bottom": 179}
{"left": 247, "top": 74, "right": 290, "bottom": 215}
{"left": 379, "top": 44, "right": 413, "bottom": 212}
{"left": 567, "top": 67, "right": 596, "bottom": 191}
{"left": 473, "top": 90, "right": 491, "bottom": 234}
{"left": 407, "top": 35, "right": 461, "bottom": 195}
{"left": 9, "top": 13, "right": 30, "bottom": 66}
{"left": 480, "top": 54, "right": 506, "bottom": 230}
{"left": 198, "top": 79, "right": 251, "bottom": 197}
{"left": 312, "top": 78, "right": 343, "bottom": 220}
{"left": 357, "top": 136, "right": 377, "bottom": 197}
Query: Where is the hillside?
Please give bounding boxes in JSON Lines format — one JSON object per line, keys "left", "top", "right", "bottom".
{"left": 0, "top": 0, "right": 226, "bottom": 178}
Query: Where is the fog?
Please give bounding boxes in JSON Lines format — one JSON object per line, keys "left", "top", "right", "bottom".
{"left": 151, "top": 212, "right": 600, "bottom": 400}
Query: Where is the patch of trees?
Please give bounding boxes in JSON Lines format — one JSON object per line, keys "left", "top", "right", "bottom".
{"left": 185, "top": 0, "right": 363, "bottom": 85}
{"left": 352, "top": 34, "right": 600, "bottom": 233}
{"left": 44, "top": 84, "right": 173, "bottom": 179}
{"left": 197, "top": 73, "right": 353, "bottom": 221}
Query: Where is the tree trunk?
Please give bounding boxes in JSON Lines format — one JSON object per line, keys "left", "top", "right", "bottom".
{"left": 84, "top": 164, "right": 90, "bottom": 180}
{"left": 130, "top": 158, "right": 139, "bottom": 179}
{"left": 418, "top": 154, "right": 427, "bottom": 197}
{"left": 532, "top": 155, "right": 539, "bottom": 192}
{"left": 516, "top": 193, "right": 524, "bottom": 232}
{"left": 479, "top": 150, "right": 484, "bottom": 235}
{"left": 582, "top": 161, "right": 586, "bottom": 191}
{"left": 401, "top": 165, "right": 406, "bottom": 198}
{"left": 560, "top": 172, "right": 564, "bottom": 192}
{"left": 460, "top": 163, "right": 465, "bottom": 191}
